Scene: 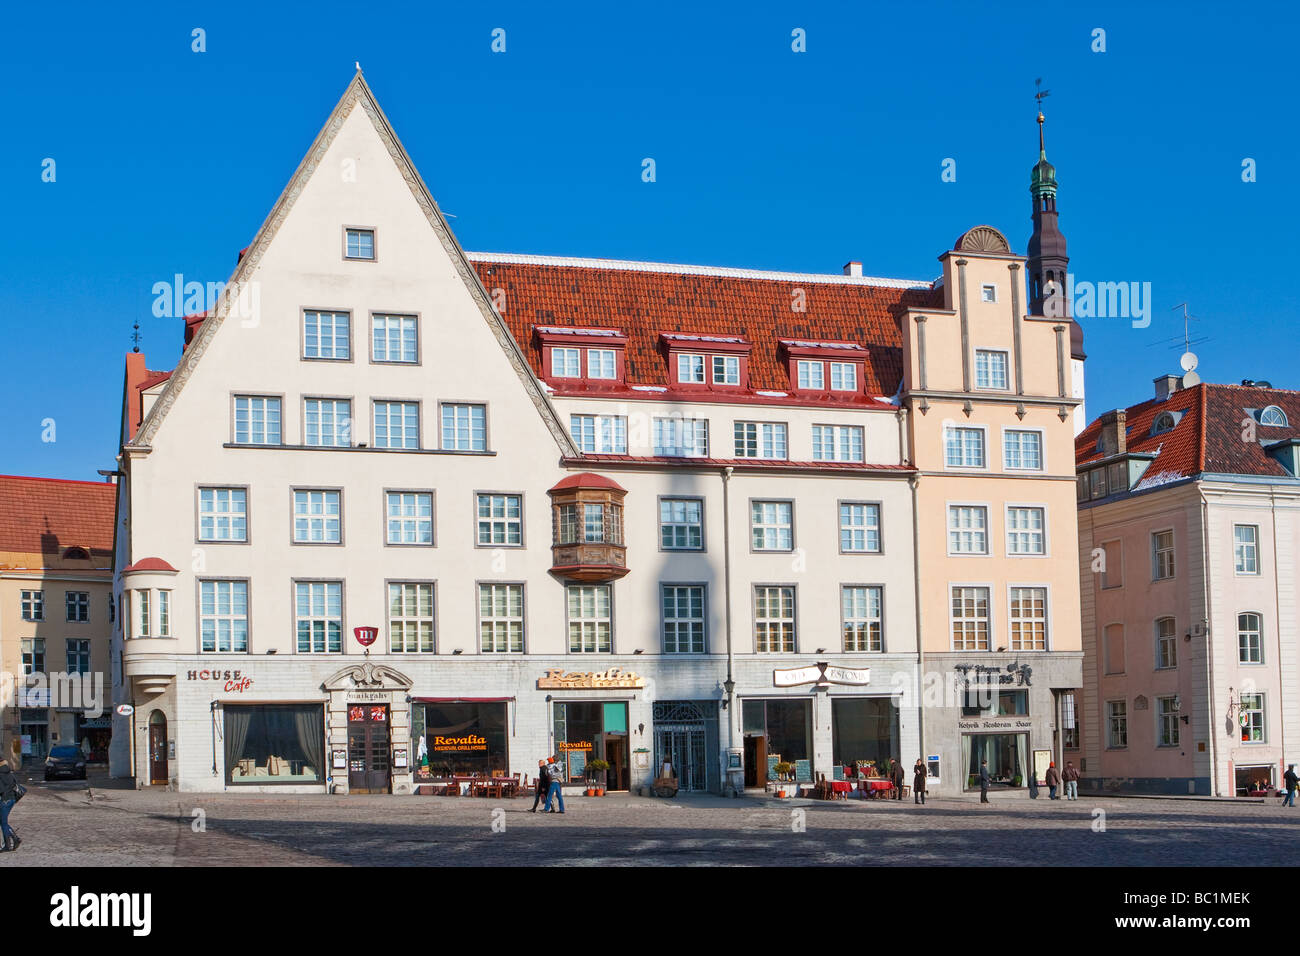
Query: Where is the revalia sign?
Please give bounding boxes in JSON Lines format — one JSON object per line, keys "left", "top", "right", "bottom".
{"left": 537, "top": 668, "right": 644, "bottom": 690}
{"left": 431, "top": 734, "right": 488, "bottom": 752}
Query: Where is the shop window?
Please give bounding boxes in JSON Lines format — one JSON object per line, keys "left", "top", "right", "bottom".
{"left": 962, "top": 733, "right": 1027, "bottom": 789}
{"left": 553, "top": 701, "right": 630, "bottom": 791}
{"left": 742, "top": 698, "right": 812, "bottom": 786}
{"left": 1240, "top": 694, "right": 1265, "bottom": 743}
{"left": 416, "top": 702, "right": 508, "bottom": 779}
{"left": 224, "top": 704, "right": 325, "bottom": 784}
{"left": 831, "top": 698, "right": 897, "bottom": 772}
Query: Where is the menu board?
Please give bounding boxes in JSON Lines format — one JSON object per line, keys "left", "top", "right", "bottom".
{"left": 568, "top": 749, "right": 586, "bottom": 781}
{"left": 766, "top": 753, "right": 780, "bottom": 779}
{"left": 794, "top": 759, "right": 812, "bottom": 782}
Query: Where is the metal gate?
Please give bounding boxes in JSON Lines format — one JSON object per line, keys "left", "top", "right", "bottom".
{"left": 653, "top": 701, "right": 711, "bottom": 792}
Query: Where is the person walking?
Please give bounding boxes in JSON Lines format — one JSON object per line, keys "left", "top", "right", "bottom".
{"left": 542, "top": 756, "right": 566, "bottom": 814}
{"left": 913, "top": 757, "right": 927, "bottom": 805}
{"left": 0, "top": 758, "right": 22, "bottom": 852}
{"left": 1284, "top": 765, "right": 1299, "bottom": 808}
{"left": 892, "top": 757, "right": 906, "bottom": 800}
{"left": 530, "top": 759, "right": 549, "bottom": 812}
{"left": 1063, "top": 761, "right": 1080, "bottom": 801}
{"left": 1045, "top": 761, "right": 1060, "bottom": 800}
{"left": 979, "top": 759, "right": 991, "bottom": 804}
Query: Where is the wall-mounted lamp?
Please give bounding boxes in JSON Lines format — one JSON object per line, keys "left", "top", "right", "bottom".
{"left": 1184, "top": 632, "right": 1192, "bottom": 643}
{"left": 721, "top": 678, "right": 735, "bottom": 711}
{"left": 637, "top": 723, "right": 645, "bottom": 736}
{"left": 452, "top": 649, "right": 463, "bottom": 655}
{"left": 633, "top": 649, "right": 644, "bottom": 655}
{"left": 815, "top": 648, "right": 826, "bottom": 654}
{"left": 266, "top": 649, "right": 277, "bottom": 655}
{"left": 1181, "top": 715, "right": 1190, "bottom": 725}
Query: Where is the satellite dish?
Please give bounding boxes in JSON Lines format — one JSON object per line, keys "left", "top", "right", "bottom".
{"left": 1182, "top": 370, "right": 1201, "bottom": 387}
{"left": 1180, "top": 351, "right": 1199, "bottom": 372}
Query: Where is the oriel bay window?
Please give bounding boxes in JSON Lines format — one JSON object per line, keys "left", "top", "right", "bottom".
{"left": 225, "top": 704, "right": 325, "bottom": 784}
{"left": 548, "top": 474, "right": 628, "bottom": 582}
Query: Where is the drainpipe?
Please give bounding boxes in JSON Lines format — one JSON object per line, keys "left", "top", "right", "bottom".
{"left": 909, "top": 474, "right": 925, "bottom": 769}
{"left": 721, "top": 466, "right": 737, "bottom": 795}
{"left": 1199, "top": 488, "right": 1218, "bottom": 795}
{"left": 1270, "top": 489, "right": 1285, "bottom": 774}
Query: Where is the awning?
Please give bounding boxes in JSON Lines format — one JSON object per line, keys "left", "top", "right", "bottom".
{"left": 413, "top": 697, "right": 515, "bottom": 703}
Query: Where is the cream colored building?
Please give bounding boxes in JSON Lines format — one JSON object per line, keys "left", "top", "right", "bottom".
{"left": 110, "top": 73, "right": 1084, "bottom": 797}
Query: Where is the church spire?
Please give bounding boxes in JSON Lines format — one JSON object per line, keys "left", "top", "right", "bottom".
{"left": 1026, "top": 110, "right": 1069, "bottom": 330}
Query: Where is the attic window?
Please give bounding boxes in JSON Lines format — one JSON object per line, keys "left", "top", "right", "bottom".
{"left": 63, "top": 546, "right": 91, "bottom": 561}
{"left": 1259, "top": 405, "right": 1289, "bottom": 427}
{"left": 1151, "top": 412, "right": 1178, "bottom": 436}
{"left": 344, "top": 228, "right": 375, "bottom": 260}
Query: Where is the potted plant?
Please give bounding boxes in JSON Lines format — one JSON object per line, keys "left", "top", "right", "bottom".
{"left": 587, "top": 758, "right": 610, "bottom": 796}
{"left": 1012, "top": 774, "right": 1023, "bottom": 788}
{"left": 774, "top": 762, "right": 794, "bottom": 797}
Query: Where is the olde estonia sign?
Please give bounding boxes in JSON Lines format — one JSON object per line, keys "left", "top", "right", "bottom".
{"left": 537, "top": 668, "right": 645, "bottom": 690}
{"left": 773, "top": 662, "right": 870, "bottom": 688}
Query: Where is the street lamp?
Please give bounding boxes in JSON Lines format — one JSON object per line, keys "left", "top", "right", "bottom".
{"left": 721, "top": 678, "right": 735, "bottom": 710}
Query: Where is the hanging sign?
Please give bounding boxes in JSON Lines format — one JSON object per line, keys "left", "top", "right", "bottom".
{"left": 773, "top": 662, "right": 870, "bottom": 688}
{"left": 537, "top": 668, "right": 644, "bottom": 690}
{"left": 115, "top": 704, "right": 135, "bottom": 717}
{"left": 354, "top": 626, "right": 379, "bottom": 648}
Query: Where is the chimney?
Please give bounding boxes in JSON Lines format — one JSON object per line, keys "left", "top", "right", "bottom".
{"left": 1098, "top": 409, "right": 1127, "bottom": 457}
{"left": 1153, "top": 374, "right": 1181, "bottom": 402}
{"left": 843, "top": 261, "right": 863, "bottom": 277}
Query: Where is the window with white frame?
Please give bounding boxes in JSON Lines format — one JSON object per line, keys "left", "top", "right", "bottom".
{"left": 975, "top": 349, "right": 1009, "bottom": 389}
{"left": 372, "top": 314, "right": 417, "bottom": 363}
{"left": 441, "top": 403, "right": 487, "bottom": 451}
{"left": 21, "top": 638, "right": 44, "bottom": 675}
{"left": 198, "top": 488, "right": 248, "bottom": 542}
{"left": 20, "top": 589, "right": 43, "bottom": 621}
{"left": 812, "top": 424, "right": 864, "bottom": 462}
{"left": 950, "top": 586, "right": 989, "bottom": 651}
{"left": 660, "top": 498, "right": 703, "bottom": 550}
{"left": 479, "top": 584, "right": 524, "bottom": 653}
{"left": 1260, "top": 405, "right": 1289, "bottom": 427}
{"left": 234, "top": 396, "right": 281, "bottom": 445}
{"left": 734, "top": 421, "right": 787, "bottom": 459}
{"left": 677, "top": 354, "right": 705, "bottom": 384}
{"left": 66, "top": 639, "right": 90, "bottom": 675}
{"left": 1107, "top": 700, "right": 1128, "bottom": 748}
{"left": 1238, "top": 612, "right": 1263, "bottom": 664}
{"left": 944, "top": 426, "right": 986, "bottom": 468}
{"left": 476, "top": 494, "right": 522, "bottom": 546}
{"left": 304, "top": 398, "right": 351, "bottom": 447}
{"left": 839, "top": 502, "right": 881, "bottom": 553}
{"left": 1241, "top": 694, "right": 1265, "bottom": 742}
{"left": 712, "top": 355, "right": 740, "bottom": 385}
{"left": 948, "top": 505, "right": 988, "bottom": 554}
{"left": 1155, "top": 616, "right": 1177, "bottom": 669}
{"left": 653, "top": 417, "right": 708, "bottom": 457}
{"left": 980, "top": 284, "right": 997, "bottom": 303}
{"left": 158, "top": 590, "right": 171, "bottom": 637}
{"left": 303, "top": 310, "right": 350, "bottom": 360}
{"left": 570, "top": 414, "right": 627, "bottom": 454}
{"left": 587, "top": 349, "right": 617, "bottom": 379}
{"left": 754, "top": 586, "right": 795, "bottom": 653}
{"left": 200, "top": 580, "right": 248, "bottom": 652}
{"left": 344, "top": 228, "right": 375, "bottom": 260}
{"left": 552, "top": 347, "right": 581, "bottom": 378}
{"left": 385, "top": 491, "right": 433, "bottom": 545}
{"left": 1006, "top": 506, "right": 1045, "bottom": 555}
{"left": 373, "top": 401, "right": 420, "bottom": 449}
{"left": 662, "top": 585, "right": 705, "bottom": 653}
{"left": 1152, "top": 530, "right": 1175, "bottom": 580}
{"left": 65, "top": 590, "right": 89, "bottom": 623}
{"left": 1157, "top": 696, "right": 1180, "bottom": 747}
{"left": 1004, "top": 429, "right": 1043, "bottom": 470}
{"left": 567, "top": 585, "right": 612, "bottom": 653}
{"left": 293, "top": 490, "right": 341, "bottom": 544}
{"left": 796, "top": 360, "right": 825, "bottom": 390}
{"left": 388, "top": 582, "right": 434, "bottom": 653}
{"left": 842, "top": 585, "right": 883, "bottom": 652}
{"left": 829, "top": 362, "right": 857, "bottom": 391}
{"left": 1234, "top": 524, "right": 1259, "bottom": 574}
{"left": 751, "top": 500, "right": 793, "bottom": 551}
{"left": 295, "top": 581, "right": 342, "bottom": 653}
{"left": 136, "top": 589, "right": 150, "bottom": 638}
{"left": 1009, "top": 587, "right": 1047, "bottom": 651}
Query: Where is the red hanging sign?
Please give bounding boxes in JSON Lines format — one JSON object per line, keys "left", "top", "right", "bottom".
{"left": 353, "top": 626, "right": 378, "bottom": 648}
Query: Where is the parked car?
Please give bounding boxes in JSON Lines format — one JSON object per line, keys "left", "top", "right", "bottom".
{"left": 44, "top": 745, "right": 87, "bottom": 781}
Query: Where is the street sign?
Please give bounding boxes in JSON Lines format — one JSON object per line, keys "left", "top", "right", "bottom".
{"left": 115, "top": 704, "right": 135, "bottom": 717}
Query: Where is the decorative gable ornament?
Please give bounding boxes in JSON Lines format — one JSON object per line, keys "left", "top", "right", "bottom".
{"left": 955, "top": 225, "right": 1011, "bottom": 254}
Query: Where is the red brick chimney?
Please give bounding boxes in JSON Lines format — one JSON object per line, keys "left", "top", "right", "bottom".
{"left": 1098, "top": 408, "right": 1127, "bottom": 457}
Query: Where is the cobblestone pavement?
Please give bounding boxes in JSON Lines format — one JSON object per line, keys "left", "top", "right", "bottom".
{"left": 1, "top": 773, "right": 1293, "bottom": 866}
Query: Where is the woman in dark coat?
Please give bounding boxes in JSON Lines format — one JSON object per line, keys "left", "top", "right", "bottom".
{"left": 912, "top": 758, "right": 927, "bottom": 805}
{"left": 0, "top": 759, "right": 22, "bottom": 851}
{"left": 529, "top": 759, "right": 548, "bottom": 813}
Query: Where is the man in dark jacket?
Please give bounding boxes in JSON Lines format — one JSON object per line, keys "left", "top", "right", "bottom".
{"left": 541, "top": 756, "right": 565, "bottom": 814}
{"left": 978, "top": 759, "right": 991, "bottom": 803}
{"left": 1284, "top": 764, "right": 1299, "bottom": 807}
{"left": 1063, "top": 761, "right": 1080, "bottom": 801}
{"left": 891, "top": 757, "right": 906, "bottom": 800}
{"left": 530, "top": 759, "right": 549, "bottom": 812}
{"left": 0, "top": 759, "right": 22, "bottom": 852}
{"left": 1045, "top": 761, "right": 1060, "bottom": 800}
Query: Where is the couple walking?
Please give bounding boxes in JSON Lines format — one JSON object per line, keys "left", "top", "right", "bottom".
{"left": 530, "top": 757, "right": 566, "bottom": 814}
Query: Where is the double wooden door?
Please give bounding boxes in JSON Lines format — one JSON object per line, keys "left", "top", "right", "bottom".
{"left": 347, "top": 704, "right": 391, "bottom": 793}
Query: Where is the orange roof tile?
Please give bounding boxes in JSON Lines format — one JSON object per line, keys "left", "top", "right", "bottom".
{"left": 0, "top": 475, "right": 116, "bottom": 556}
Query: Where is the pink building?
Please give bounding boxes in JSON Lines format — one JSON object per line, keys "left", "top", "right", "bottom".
{"left": 1074, "top": 376, "right": 1300, "bottom": 795}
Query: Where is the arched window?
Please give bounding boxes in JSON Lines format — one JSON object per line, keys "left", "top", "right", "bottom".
{"left": 62, "top": 546, "right": 90, "bottom": 561}
{"left": 1238, "top": 612, "right": 1263, "bottom": 664}
{"left": 1151, "top": 412, "right": 1177, "bottom": 435}
{"left": 1259, "top": 405, "right": 1289, "bottom": 427}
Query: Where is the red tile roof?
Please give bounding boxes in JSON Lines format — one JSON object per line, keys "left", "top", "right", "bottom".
{"left": 1076, "top": 383, "right": 1300, "bottom": 483}
{"left": 0, "top": 475, "right": 116, "bottom": 556}
{"left": 469, "top": 255, "right": 943, "bottom": 401}
{"left": 122, "top": 557, "right": 178, "bottom": 573}
{"left": 549, "top": 473, "right": 627, "bottom": 493}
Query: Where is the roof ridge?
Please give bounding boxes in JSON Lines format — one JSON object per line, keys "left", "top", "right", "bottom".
{"left": 0, "top": 474, "right": 115, "bottom": 488}
{"left": 1196, "top": 382, "right": 1208, "bottom": 474}
{"left": 466, "top": 251, "right": 935, "bottom": 290}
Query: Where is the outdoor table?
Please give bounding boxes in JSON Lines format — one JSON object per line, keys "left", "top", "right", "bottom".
{"left": 861, "top": 779, "right": 894, "bottom": 798}
{"left": 829, "top": 781, "right": 853, "bottom": 799}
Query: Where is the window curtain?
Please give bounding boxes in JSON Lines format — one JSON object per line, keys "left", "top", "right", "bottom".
{"left": 1015, "top": 734, "right": 1029, "bottom": 784}
{"left": 960, "top": 735, "right": 973, "bottom": 789}
{"left": 294, "top": 707, "right": 325, "bottom": 779}
{"left": 223, "top": 708, "right": 252, "bottom": 780}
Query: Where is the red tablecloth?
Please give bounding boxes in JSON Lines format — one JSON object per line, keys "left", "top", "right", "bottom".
{"left": 830, "top": 781, "right": 853, "bottom": 794}
{"left": 863, "top": 780, "right": 894, "bottom": 792}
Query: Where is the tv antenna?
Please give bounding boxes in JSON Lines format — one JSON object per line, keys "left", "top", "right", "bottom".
{"left": 1171, "top": 303, "right": 1201, "bottom": 385}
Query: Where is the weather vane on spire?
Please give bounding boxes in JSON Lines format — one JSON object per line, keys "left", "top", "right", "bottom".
{"left": 131, "top": 320, "right": 142, "bottom": 354}
{"left": 1034, "top": 78, "right": 1050, "bottom": 150}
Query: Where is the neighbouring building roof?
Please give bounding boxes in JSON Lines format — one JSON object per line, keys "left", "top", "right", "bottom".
{"left": 467, "top": 253, "right": 943, "bottom": 398}
{"left": 1076, "top": 383, "right": 1300, "bottom": 482}
{"left": 0, "top": 475, "right": 116, "bottom": 556}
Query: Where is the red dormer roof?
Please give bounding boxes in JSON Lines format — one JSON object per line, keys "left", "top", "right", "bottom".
{"left": 549, "top": 473, "right": 627, "bottom": 494}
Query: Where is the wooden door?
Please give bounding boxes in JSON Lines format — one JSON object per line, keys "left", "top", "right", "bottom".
{"left": 604, "top": 736, "right": 627, "bottom": 791}
{"left": 347, "top": 705, "right": 391, "bottom": 793}
{"left": 148, "top": 717, "right": 168, "bottom": 785}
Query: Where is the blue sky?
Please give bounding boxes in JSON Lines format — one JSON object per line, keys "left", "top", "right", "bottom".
{"left": 4, "top": 1, "right": 1295, "bottom": 480}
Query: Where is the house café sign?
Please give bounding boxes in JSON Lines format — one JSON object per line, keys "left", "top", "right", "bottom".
{"left": 537, "top": 667, "right": 645, "bottom": 690}
{"left": 773, "top": 662, "right": 870, "bottom": 688}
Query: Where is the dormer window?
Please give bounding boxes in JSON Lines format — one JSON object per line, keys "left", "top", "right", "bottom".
{"left": 1259, "top": 405, "right": 1289, "bottom": 427}
{"left": 1151, "top": 412, "right": 1178, "bottom": 436}
{"left": 678, "top": 354, "right": 705, "bottom": 384}
{"left": 712, "top": 355, "right": 740, "bottom": 386}
{"left": 797, "top": 361, "right": 825, "bottom": 390}
{"left": 830, "top": 362, "right": 857, "bottom": 391}
{"left": 535, "top": 327, "right": 627, "bottom": 388}
{"left": 780, "top": 340, "right": 867, "bottom": 398}
{"left": 661, "top": 334, "right": 751, "bottom": 392}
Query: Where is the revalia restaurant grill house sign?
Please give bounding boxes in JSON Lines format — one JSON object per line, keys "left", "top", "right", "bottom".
{"left": 536, "top": 668, "right": 645, "bottom": 690}
{"left": 430, "top": 734, "right": 488, "bottom": 752}
{"left": 773, "top": 663, "right": 871, "bottom": 688}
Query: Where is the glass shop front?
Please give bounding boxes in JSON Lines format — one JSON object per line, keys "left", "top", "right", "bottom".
{"left": 552, "top": 701, "right": 629, "bottom": 791}
{"left": 831, "top": 697, "right": 899, "bottom": 778}
{"left": 742, "top": 698, "right": 812, "bottom": 788}
{"left": 414, "top": 701, "right": 510, "bottom": 779}
{"left": 224, "top": 704, "right": 326, "bottom": 785}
